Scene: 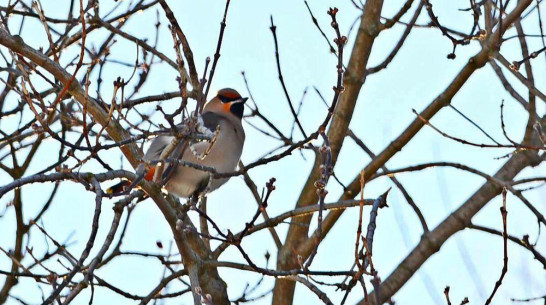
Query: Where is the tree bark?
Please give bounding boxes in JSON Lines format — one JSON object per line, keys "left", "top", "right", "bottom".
{"left": 0, "top": 29, "right": 230, "bottom": 305}
{"left": 358, "top": 149, "right": 542, "bottom": 305}
{"left": 273, "top": 0, "right": 385, "bottom": 303}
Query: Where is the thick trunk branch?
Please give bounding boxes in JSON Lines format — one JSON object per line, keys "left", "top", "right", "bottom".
{"left": 359, "top": 149, "right": 541, "bottom": 305}
{"left": 273, "top": 0, "right": 385, "bottom": 303}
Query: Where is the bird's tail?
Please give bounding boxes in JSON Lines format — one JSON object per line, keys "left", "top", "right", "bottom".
{"left": 106, "top": 180, "right": 131, "bottom": 195}
{"left": 106, "top": 166, "right": 157, "bottom": 195}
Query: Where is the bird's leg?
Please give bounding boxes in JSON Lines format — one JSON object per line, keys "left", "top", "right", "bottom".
{"left": 189, "top": 193, "right": 200, "bottom": 207}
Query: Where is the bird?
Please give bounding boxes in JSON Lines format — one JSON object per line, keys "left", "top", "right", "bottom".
{"left": 107, "top": 88, "right": 247, "bottom": 198}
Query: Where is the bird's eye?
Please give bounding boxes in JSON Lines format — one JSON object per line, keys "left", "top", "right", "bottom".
{"left": 219, "top": 95, "right": 232, "bottom": 103}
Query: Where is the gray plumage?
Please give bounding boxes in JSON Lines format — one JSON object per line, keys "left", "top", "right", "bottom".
{"left": 143, "top": 105, "right": 245, "bottom": 198}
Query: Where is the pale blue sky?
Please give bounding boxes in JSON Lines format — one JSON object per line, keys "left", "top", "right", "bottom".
{"left": 0, "top": 0, "right": 545, "bottom": 304}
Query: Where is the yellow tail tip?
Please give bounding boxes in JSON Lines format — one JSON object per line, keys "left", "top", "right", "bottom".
{"left": 106, "top": 180, "right": 130, "bottom": 195}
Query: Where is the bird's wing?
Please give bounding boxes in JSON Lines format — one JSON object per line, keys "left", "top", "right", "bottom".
{"left": 189, "top": 112, "right": 223, "bottom": 156}
{"left": 141, "top": 134, "right": 185, "bottom": 181}
{"left": 143, "top": 136, "right": 174, "bottom": 161}
{"left": 159, "top": 113, "right": 223, "bottom": 182}
{"left": 201, "top": 112, "right": 222, "bottom": 131}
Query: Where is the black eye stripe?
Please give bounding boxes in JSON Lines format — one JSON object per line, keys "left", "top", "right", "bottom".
{"left": 218, "top": 94, "right": 242, "bottom": 103}
{"left": 219, "top": 95, "right": 232, "bottom": 103}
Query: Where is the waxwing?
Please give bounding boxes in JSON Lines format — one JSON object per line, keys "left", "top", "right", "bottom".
{"left": 108, "top": 88, "right": 247, "bottom": 198}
